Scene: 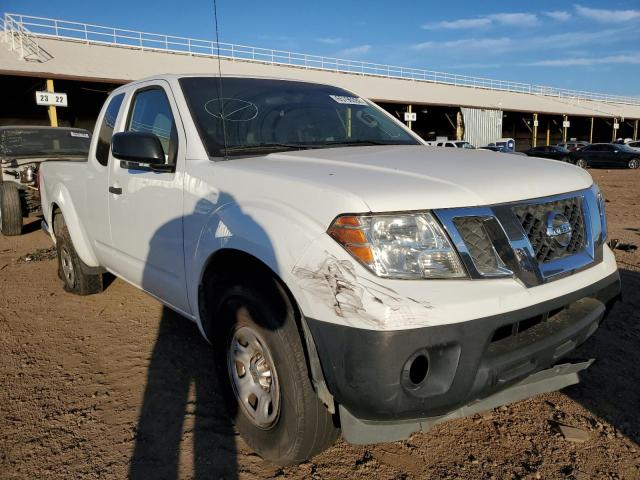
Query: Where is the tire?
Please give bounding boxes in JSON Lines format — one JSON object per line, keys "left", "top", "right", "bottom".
{"left": 0, "top": 183, "right": 23, "bottom": 236}
{"left": 53, "top": 213, "right": 103, "bottom": 295}
{"left": 628, "top": 158, "right": 640, "bottom": 169}
{"left": 575, "top": 158, "right": 587, "bottom": 169}
{"left": 211, "top": 275, "right": 339, "bottom": 465}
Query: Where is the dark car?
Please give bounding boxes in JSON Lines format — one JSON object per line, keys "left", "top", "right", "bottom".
{"left": 570, "top": 143, "right": 640, "bottom": 169}
{"left": 556, "top": 141, "right": 589, "bottom": 152}
{"left": 523, "top": 145, "right": 571, "bottom": 162}
{"left": 0, "top": 126, "right": 91, "bottom": 235}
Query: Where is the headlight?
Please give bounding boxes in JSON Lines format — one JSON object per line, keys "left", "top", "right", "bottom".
{"left": 328, "top": 212, "right": 467, "bottom": 279}
{"left": 594, "top": 184, "right": 607, "bottom": 242}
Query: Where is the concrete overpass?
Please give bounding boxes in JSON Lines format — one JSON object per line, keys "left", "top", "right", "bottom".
{"left": 2, "top": 13, "right": 639, "bottom": 146}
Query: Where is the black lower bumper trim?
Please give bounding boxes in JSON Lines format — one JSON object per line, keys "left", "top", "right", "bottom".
{"left": 306, "top": 271, "right": 620, "bottom": 421}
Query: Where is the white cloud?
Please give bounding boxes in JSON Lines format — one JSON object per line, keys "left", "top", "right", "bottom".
{"left": 412, "top": 37, "right": 513, "bottom": 52}
{"left": 524, "top": 53, "right": 640, "bottom": 67}
{"left": 336, "top": 44, "right": 371, "bottom": 57}
{"left": 316, "top": 37, "right": 343, "bottom": 45}
{"left": 574, "top": 4, "right": 640, "bottom": 23}
{"left": 423, "top": 12, "right": 538, "bottom": 30}
{"left": 488, "top": 13, "right": 538, "bottom": 26}
{"left": 544, "top": 11, "right": 571, "bottom": 21}
{"left": 422, "top": 18, "right": 492, "bottom": 30}
{"left": 410, "top": 28, "right": 625, "bottom": 56}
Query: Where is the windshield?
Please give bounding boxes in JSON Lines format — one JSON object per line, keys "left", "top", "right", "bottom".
{"left": 0, "top": 128, "right": 91, "bottom": 158}
{"left": 179, "top": 77, "right": 420, "bottom": 157}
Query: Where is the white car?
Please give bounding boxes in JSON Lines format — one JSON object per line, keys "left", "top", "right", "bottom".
{"left": 427, "top": 140, "right": 475, "bottom": 148}
{"left": 40, "top": 74, "right": 620, "bottom": 465}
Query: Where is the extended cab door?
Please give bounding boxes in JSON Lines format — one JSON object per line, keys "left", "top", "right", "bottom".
{"left": 107, "top": 81, "right": 190, "bottom": 314}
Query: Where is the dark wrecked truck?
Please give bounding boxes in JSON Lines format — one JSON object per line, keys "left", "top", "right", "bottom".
{"left": 0, "top": 126, "right": 91, "bottom": 236}
{"left": 39, "top": 75, "right": 621, "bottom": 465}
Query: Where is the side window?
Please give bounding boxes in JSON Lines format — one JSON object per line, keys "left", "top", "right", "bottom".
{"left": 127, "top": 88, "right": 178, "bottom": 164}
{"left": 445, "top": 143, "right": 454, "bottom": 148}
{"left": 96, "top": 93, "right": 125, "bottom": 166}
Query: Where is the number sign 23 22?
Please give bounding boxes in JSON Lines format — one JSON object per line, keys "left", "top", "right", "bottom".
{"left": 35, "top": 91, "right": 68, "bottom": 107}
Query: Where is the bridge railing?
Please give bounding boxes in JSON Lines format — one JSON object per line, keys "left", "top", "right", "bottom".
{"left": 3, "top": 13, "right": 51, "bottom": 62}
{"left": 5, "top": 13, "right": 640, "bottom": 107}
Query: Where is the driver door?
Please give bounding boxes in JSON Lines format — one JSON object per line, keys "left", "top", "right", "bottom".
{"left": 107, "top": 81, "right": 190, "bottom": 314}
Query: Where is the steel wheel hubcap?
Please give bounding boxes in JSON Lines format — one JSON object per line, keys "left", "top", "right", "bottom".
{"left": 227, "top": 311, "right": 280, "bottom": 429}
{"left": 60, "top": 246, "right": 75, "bottom": 287}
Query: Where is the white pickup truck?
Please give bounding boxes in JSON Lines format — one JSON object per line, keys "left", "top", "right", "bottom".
{"left": 40, "top": 74, "right": 620, "bottom": 465}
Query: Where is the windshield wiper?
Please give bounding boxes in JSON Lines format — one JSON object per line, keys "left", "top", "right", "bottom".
{"left": 223, "top": 143, "right": 316, "bottom": 155}
{"left": 322, "top": 139, "right": 404, "bottom": 147}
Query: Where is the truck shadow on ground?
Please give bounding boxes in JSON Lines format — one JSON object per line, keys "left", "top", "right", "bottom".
{"left": 130, "top": 194, "right": 285, "bottom": 479}
{"left": 565, "top": 267, "right": 640, "bottom": 445}
{"left": 128, "top": 306, "right": 239, "bottom": 480}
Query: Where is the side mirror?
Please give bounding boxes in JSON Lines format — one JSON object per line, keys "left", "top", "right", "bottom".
{"left": 111, "top": 131, "right": 174, "bottom": 172}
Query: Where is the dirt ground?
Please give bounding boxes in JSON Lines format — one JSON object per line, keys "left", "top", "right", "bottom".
{"left": 1, "top": 169, "right": 639, "bottom": 480}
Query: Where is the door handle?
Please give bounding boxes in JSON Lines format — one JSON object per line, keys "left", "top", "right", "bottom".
{"left": 109, "top": 186, "right": 122, "bottom": 195}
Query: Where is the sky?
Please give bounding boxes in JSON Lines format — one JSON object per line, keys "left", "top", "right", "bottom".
{"left": 4, "top": 1, "right": 640, "bottom": 96}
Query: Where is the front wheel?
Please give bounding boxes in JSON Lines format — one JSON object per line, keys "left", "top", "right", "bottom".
{"left": 54, "top": 213, "right": 103, "bottom": 295}
{"left": 575, "top": 158, "right": 587, "bottom": 169}
{"left": 212, "top": 277, "right": 339, "bottom": 465}
{"left": 628, "top": 158, "right": 639, "bottom": 169}
{"left": 0, "top": 183, "right": 23, "bottom": 236}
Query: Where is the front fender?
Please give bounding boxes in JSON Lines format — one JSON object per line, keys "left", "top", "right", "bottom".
{"left": 187, "top": 198, "right": 325, "bottom": 329}
{"left": 48, "top": 182, "right": 100, "bottom": 268}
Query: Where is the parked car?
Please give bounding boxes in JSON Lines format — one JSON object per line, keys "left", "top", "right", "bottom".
{"left": 570, "top": 143, "right": 640, "bottom": 169}
{"left": 557, "top": 141, "right": 589, "bottom": 152}
{"left": 0, "top": 126, "right": 91, "bottom": 236}
{"left": 627, "top": 140, "right": 640, "bottom": 150}
{"left": 426, "top": 140, "right": 475, "bottom": 149}
{"left": 40, "top": 74, "right": 619, "bottom": 465}
{"left": 523, "top": 145, "right": 571, "bottom": 162}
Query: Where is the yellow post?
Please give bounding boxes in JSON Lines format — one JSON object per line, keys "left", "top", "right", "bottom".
{"left": 407, "top": 104, "right": 413, "bottom": 130}
{"left": 546, "top": 121, "right": 550, "bottom": 146}
{"left": 589, "top": 117, "right": 594, "bottom": 144}
{"left": 532, "top": 113, "right": 538, "bottom": 148}
{"left": 562, "top": 114, "right": 568, "bottom": 143}
{"left": 46, "top": 79, "right": 58, "bottom": 127}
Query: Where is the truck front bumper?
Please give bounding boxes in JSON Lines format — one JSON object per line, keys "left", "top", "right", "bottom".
{"left": 306, "top": 270, "right": 620, "bottom": 444}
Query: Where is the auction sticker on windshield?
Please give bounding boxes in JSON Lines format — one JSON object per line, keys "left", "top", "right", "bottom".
{"left": 329, "top": 95, "right": 367, "bottom": 105}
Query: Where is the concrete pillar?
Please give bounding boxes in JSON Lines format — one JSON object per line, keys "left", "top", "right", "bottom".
{"left": 456, "top": 111, "right": 463, "bottom": 141}
{"left": 612, "top": 118, "right": 618, "bottom": 142}
{"left": 562, "top": 114, "right": 568, "bottom": 143}
{"left": 634, "top": 119, "right": 638, "bottom": 141}
{"left": 46, "top": 79, "right": 58, "bottom": 127}
{"left": 532, "top": 113, "right": 538, "bottom": 147}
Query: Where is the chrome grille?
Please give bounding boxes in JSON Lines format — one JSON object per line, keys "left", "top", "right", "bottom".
{"left": 435, "top": 186, "right": 603, "bottom": 287}
{"left": 512, "top": 197, "right": 586, "bottom": 263}
{"left": 453, "top": 217, "right": 500, "bottom": 273}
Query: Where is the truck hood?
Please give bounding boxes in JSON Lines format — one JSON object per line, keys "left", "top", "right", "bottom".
{"left": 235, "top": 145, "right": 593, "bottom": 212}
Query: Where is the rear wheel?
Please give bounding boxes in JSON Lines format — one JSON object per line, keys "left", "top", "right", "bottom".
{"left": 575, "top": 158, "right": 587, "bottom": 169}
{"left": 54, "top": 213, "right": 103, "bottom": 295}
{"left": 211, "top": 276, "right": 339, "bottom": 465}
{"left": 628, "top": 158, "right": 639, "bottom": 169}
{"left": 0, "top": 183, "right": 23, "bottom": 236}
